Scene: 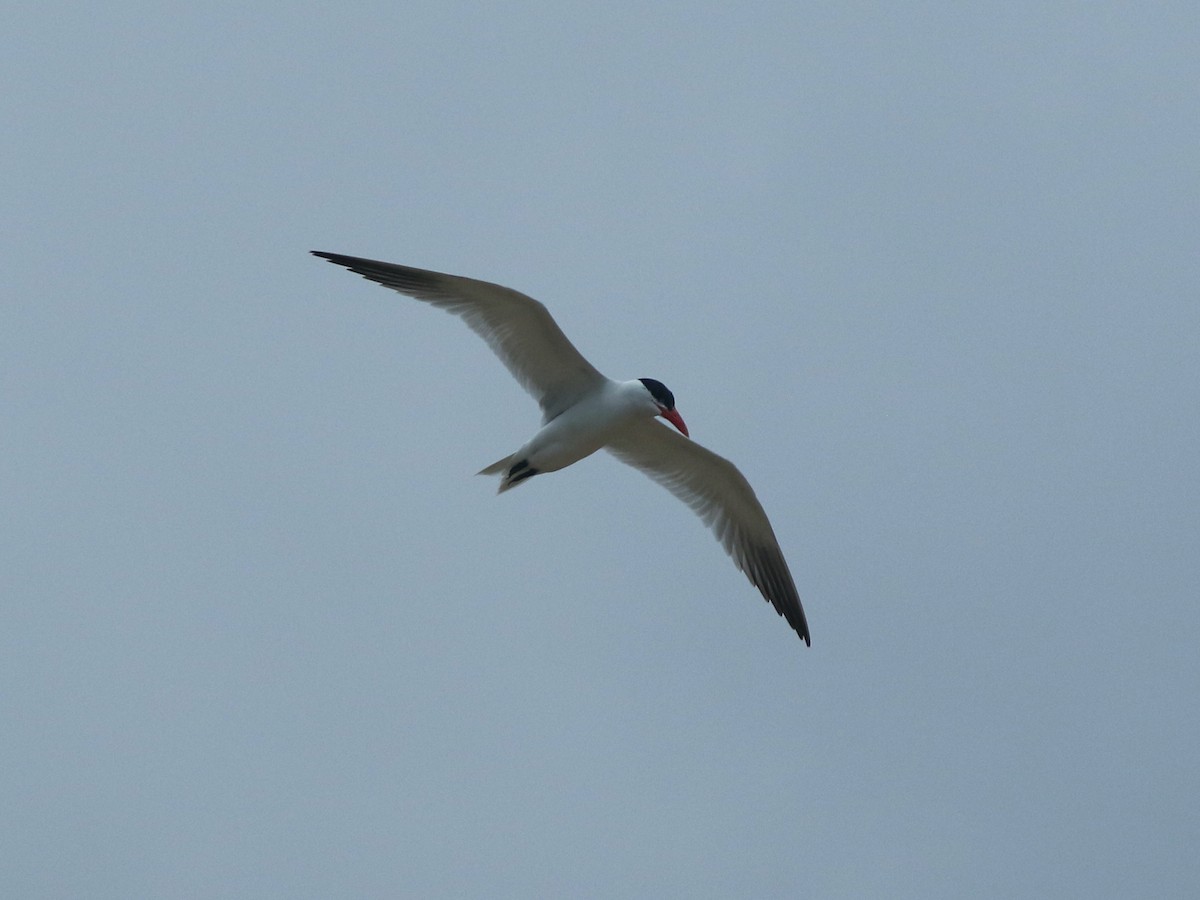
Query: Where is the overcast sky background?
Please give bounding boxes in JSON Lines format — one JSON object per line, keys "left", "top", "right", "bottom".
{"left": 4, "top": 3, "right": 1198, "bottom": 897}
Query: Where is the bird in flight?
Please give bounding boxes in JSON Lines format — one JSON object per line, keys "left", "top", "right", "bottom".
{"left": 313, "top": 251, "right": 810, "bottom": 645}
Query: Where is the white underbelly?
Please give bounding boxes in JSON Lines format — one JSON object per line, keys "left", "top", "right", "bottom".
{"left": 519, "top": 387, "right": 638, "bottom": 473}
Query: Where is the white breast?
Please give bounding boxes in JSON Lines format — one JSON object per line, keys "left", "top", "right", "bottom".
{"left": 518, "top": 380, "right": 648, "bottom": 473}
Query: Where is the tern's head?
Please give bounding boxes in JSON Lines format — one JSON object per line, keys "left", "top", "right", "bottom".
{"left": 638, "top": 377, "right": 689, "bottom": 437}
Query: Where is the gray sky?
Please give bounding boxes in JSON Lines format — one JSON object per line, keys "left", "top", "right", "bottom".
{"left": 4, "top": 3, "right": 1198, "bottom": 897}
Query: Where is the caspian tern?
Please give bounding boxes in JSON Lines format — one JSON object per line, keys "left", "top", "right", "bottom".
{"left": 313, "top": 251, "right": 811, "bottom": 645}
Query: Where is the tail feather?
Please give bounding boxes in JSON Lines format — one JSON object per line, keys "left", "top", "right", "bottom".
{"left": 477, "top": 454, "right": 540, "bottom": 493}
{"left": 477, "top": 454, "right": 514, "bottom": 476}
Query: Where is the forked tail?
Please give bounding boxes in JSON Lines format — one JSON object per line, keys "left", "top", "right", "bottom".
{"left": 477, "top": 454, "right": 540, "bottom": 493}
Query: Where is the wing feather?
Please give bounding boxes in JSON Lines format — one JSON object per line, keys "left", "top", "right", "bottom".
{"left": 313, "top": 252, "right": 606, "bottom": 420}
{"left": 607, "top": 420, "right": 810, "bottom": 644}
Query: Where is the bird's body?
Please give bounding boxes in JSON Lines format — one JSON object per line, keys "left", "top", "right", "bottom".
{"left": 480, "top": 379, "right": 669, "bottom": 491}
{"left": 313, "top": 251, "right": 811, "bottom": 645}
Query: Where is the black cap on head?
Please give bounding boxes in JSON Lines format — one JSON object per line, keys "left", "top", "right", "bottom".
{"left": 638, "top": 378, "right": 676, "bottom": 410}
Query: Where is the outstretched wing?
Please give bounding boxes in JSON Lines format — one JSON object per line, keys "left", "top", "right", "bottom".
{"left": 313, "top": 252, "right": 607, "bottom": 420}
{"left": 607, "top": 419, "right": 810, "bottom": 644}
